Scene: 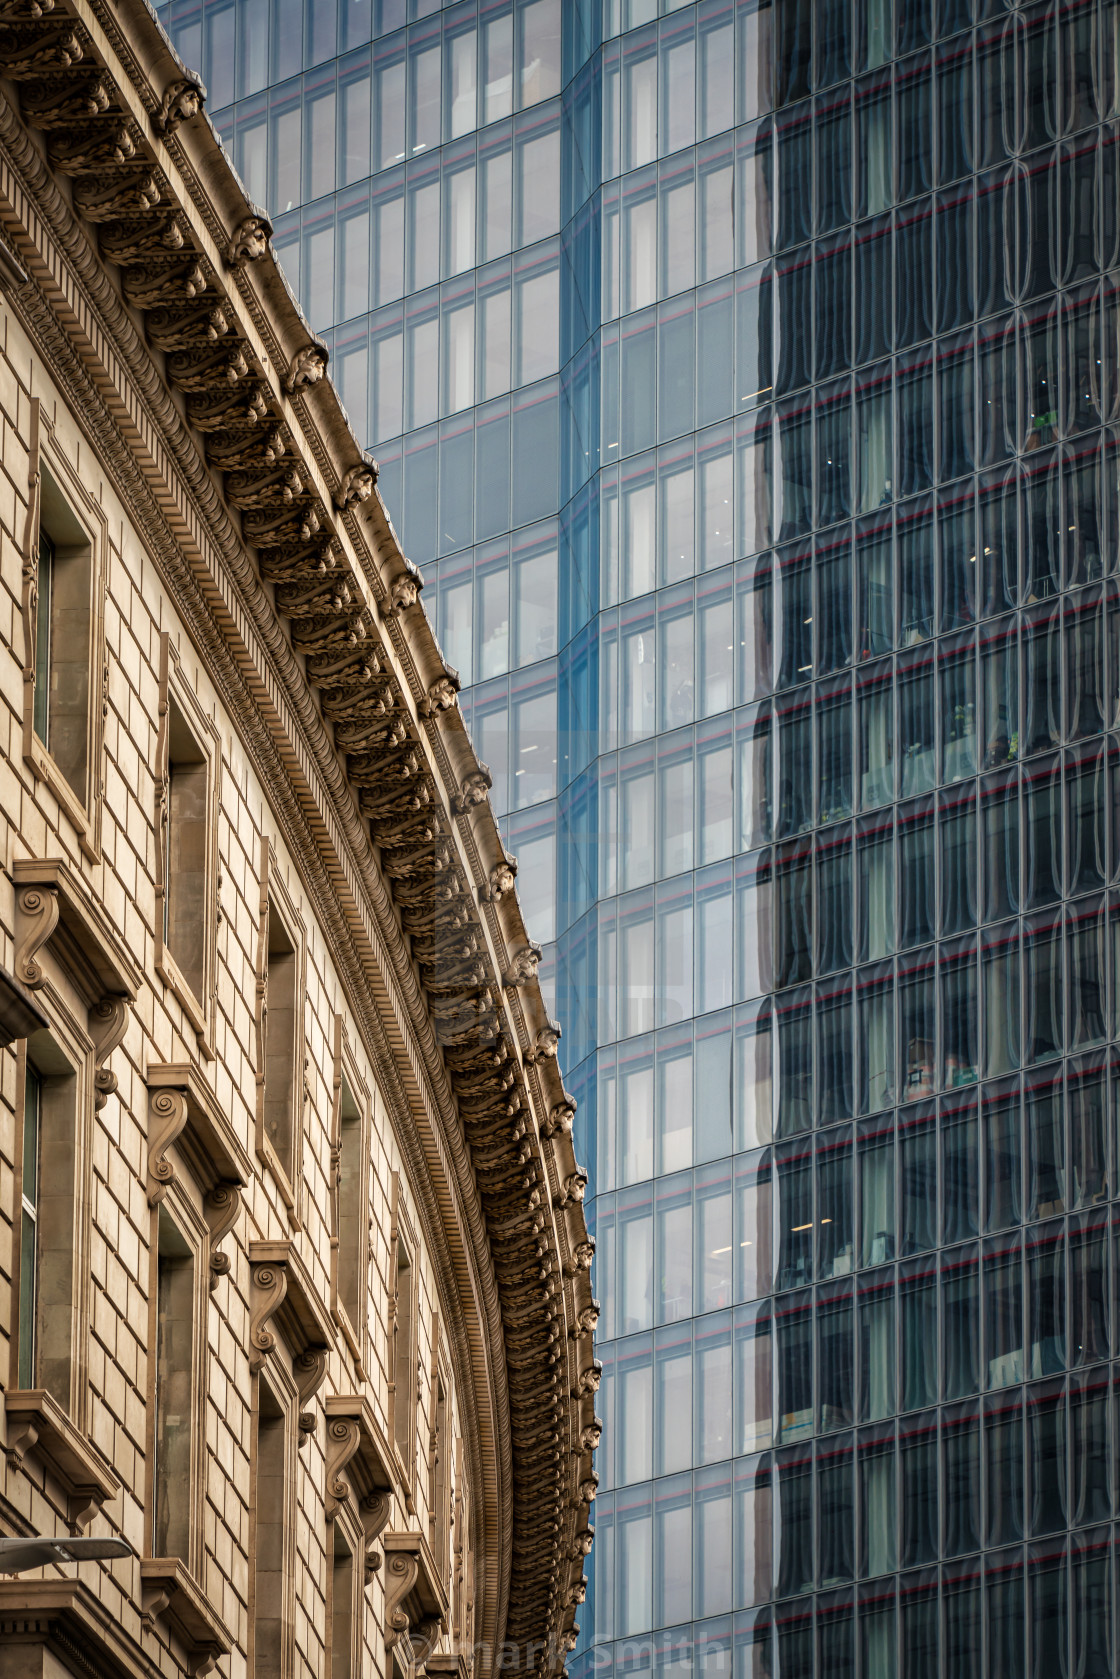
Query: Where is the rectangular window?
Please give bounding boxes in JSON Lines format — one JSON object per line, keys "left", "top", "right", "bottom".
{"left": 16, "top": 1039, "right": 79, "bottom": 1409}
{"left": 262, "top": 899, "right": 299, "bottom": 1182}
{"left": 393, "top": 1238, "right": 415, "bottom": 1465}
{"left": 332, "top": 1529, "right": 354, "bottom": 1679}
{"left": 253, "top": 1381, "right": 287, "bottom": 1674}
{"left": 18, "top": 1062, "right": 41, "bottom": 1392}
{"left": 30, "top": 461, "right": 98, "bottom": 814}
{"left": 154, "top": 1210, "right": 195, "bottom": 1562}
{"left": 337, "top": 1075, "right": 363, "bottom": 1331}
{"left": 163, "top": 698, "right": 210, "bottom": 1005}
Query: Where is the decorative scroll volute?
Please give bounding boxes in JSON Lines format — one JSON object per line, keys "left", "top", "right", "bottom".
{"left": 294, "top": 1345, "right": 328, "bottom": 1444}
{"left": 324, "top": 1413, "right": 362, "bottom": 1521}
{"left": 147, "top": 1086, "right": 189, "bottom": 1205}
{"left": 205, "top": 1182, "right": 241, "bottom": 1289}
{"left": 248, "top": 1258, "right": 288, "bottom": 1372}
{"left": 384, "top": 1550, "right": 421, "bottom": 1651}
{"left": 13, "top": 882, "right": 60, "bottom": 989}
{"left": 90, "top": 993, "right": 128, "bottom": 1109}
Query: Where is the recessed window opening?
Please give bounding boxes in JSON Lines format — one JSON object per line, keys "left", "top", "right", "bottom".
{"left": 253, "top": 1378, "right": 287, "bottom": 1675}
{"left": 337, "top": 1075, "right": 362, "bottom": 1327}
{"left": 393, "top": 1239, "right": 415, "bottom": 1462}
{"left": 33, "top": 464, "right": 92, "bottom": 802}
{"left": 164, "top": 699, "right": 209, "bottom": 1001}
{"left": 17, "top": 1033, "right": 78, "bottom": 1409}
{"left": 331, "top": 1526, "right": 354, "bottom": 1679}
{"left": 154, "top": 1209, "right": 194, "bottom": 1562}
{"left": 263, "top": 900, "right": 298, "bottom": 1177}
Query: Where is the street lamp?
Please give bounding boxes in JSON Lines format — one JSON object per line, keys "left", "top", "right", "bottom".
{"left": 0, "top": 1536, "right": 133, "bottom": 1574}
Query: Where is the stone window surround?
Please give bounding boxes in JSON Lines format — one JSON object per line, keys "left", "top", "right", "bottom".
{"left": 6, "top": 855, "right": 138, "bottom": 1533}
{"left": 19, "top": 399, "right": 108, "bottom": 862}
{"left": 154, "top": 631, "right": 220, "bottom": 1058}
{"left": 329, "top": 1012, "right": 373, "bottom": 1373}
{"left": 254, "top": 840, "right": 307, "bottom": 1222}
{"left": 388, "top": 1175, "right": 420, "bottom": 1494}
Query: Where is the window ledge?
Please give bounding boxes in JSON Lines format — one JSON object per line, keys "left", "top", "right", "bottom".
{"left": 0, "top": 959, "right": 49, "bottom": 1047}
{"left": 140, "top": 1558, "right": 231, "bottom": 1674}
{"left": 4, "top": 1389, "right": 120, "bottom": 1532}
{"left": 146, "top": 1061, "right": 252, "bottom": 1203}
{"left": 0, "top": 1578, "right": 148, "bottom": 1678}
{"left": 24, "top": 736, "right": 97, "bottom": 861}
{"left": 383, "top": 1529, "right": 450, "bottom": 1657}
{"left": 154, "top": 945, "right": 214, "bottom": 1059}
{"left": 426, "top": 1655, "right": 474, "bottom": 1678}
{"left": 12, "top": 857, "right": 143, "bottom": 1003}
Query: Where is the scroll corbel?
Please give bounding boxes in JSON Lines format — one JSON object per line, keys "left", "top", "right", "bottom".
{"left": 147, "top": 1088, "right": 190, "bottom": 1205}
{"left": 295, "top": 1345, "right": 329, "bottom": 1444}
{"left": 324, "top": 1413, "right": 363, "bottom": 1521}
{"left": 91, "top": 994, "right": 130, "bottom": 1109}
{"left": 205, "top": 1183, "right": 242, "bottom": 1290}
{"left": 362, "top": 1489, "right": 393, "bottom": 1583}
{"left": 384, "top": 1550, "right": 421, "bottom": 1651}
{"left": 13, "top": 883, "right": 59, "bottom": 989}
{"left": 249, "top": 1258, "right": 288, "bottom": 1372}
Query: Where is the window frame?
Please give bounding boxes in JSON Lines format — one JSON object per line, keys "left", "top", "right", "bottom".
{"left": 146, "top": 1193, "right": 208, "bottom": 1574}
{"left": 254, "top": 840, "right": 307, "bottom": 1219}
{"left": 389, "top": 1175, "right": 420, "bottom": 1484}
{"left": 330, "top": 1014, "right": 372, "bottom": 1364}
{"left": 20, "top": 400, "right": 108, "bottom": 858}
{"left": 155, "top": 632, "right": 220, "bottom": 1054}
{"left": 11, "top": 1013, "right": 90, "bottom": 1417}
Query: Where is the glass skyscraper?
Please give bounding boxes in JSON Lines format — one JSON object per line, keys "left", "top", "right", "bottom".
{"left": 157, "top": 0, "right": 1120, "bottom": 1665}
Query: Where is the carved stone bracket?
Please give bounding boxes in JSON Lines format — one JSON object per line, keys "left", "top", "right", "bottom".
{"left": 384, "top": 1548, "right": 420, "bottom": 1652}
{"left": 204, "top": 1182, "right": 242, "bottom": 1289}
{"left": 324, "top": 1411, "right": 362, "bottom": 1523}
{"left": 247, "top": 1240, "right": 334, "bottom": 1385}
{"left": 139, "top": 1558, "right": 231, "bottom": 1677}
{"left": 12, "top": 881, "right": 59, "bottom": 988}
{"left": 294, "top": 1344, "right": 328, "bottom": 1443}
{"left": 146, "top": 1063, "right": 251, "bottom": 1208}
{"left": 248, "top": 1255, "right": 288, "bottom": 1373}
{"left": 382, "top": 1531, "right": 449, "bottom": 1658}
{"left": 4, "top": 1389, "right": 119, "bottom": 1534}
{"left": 90, "top": 993, "right": 128, "bottom": 1108}
{"left": 13, "top": 860, "right": 142, "bottom": 1105}
{"left": 323, "top": 1395, "right": 395, "bottom": 1559}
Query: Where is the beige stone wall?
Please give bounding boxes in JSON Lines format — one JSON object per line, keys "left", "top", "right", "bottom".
{"left": 0, "top": 303, "right": 464, "bottom": 1677}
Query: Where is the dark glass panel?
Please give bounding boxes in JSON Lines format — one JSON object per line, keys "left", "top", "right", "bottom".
{"left": 983, "top": 1077, "right": 1023, "bottom": 1232}
{"left": 899, "top": 1409, "right": 938, "bottom": 1561}
{"left": 984, "top": 1390, "right": 1025, "bottom": 1546}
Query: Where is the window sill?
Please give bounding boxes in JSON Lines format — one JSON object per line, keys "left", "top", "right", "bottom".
{"left": 24, "top": 735, "right": 99, "bottom": 862}
{"left": 0, "top": 1578, "right": 147, "bottom": 1678}
{"left": 155, "top": 944, "right": 213, "bottom": 1059}
{"left": 4, "top": 1389, "right": 120, "bottom": 1532}
{"left": 140, "top": 1558, "right": 231, "bottom": 1675}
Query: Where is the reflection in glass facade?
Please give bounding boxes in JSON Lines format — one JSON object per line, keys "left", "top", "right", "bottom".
{"left": 160, "top": 0, "right": 1120, "bottom": 1662}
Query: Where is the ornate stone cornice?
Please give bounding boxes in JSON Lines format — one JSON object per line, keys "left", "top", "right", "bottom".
{"left": 0, "top": 4, "right": 596, "bottom": 1667}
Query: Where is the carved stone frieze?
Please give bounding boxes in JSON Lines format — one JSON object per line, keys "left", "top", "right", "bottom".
{"left": 72, "top": 167, "right": 161, "bottom": 221}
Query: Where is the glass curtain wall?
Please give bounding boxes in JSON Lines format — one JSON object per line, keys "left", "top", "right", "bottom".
{"left": 157, "top": 0, "right": 1120, "bottom": 1664}
{"left": 574, "top": 0, "right": 1120, "bottom": 1672}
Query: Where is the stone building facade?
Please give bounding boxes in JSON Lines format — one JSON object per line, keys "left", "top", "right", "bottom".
{"left": 0, "top": 1, "right": 595, "bottom": 1674}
